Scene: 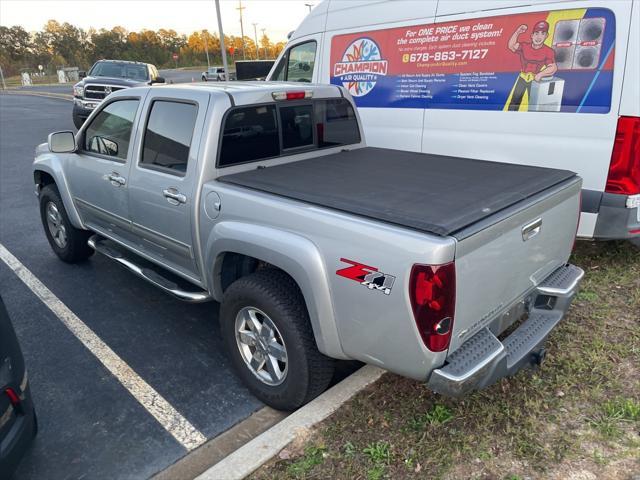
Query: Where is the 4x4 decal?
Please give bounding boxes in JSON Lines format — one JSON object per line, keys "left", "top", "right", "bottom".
{"left": 336, "top": 258, "right": 395, "bottom": 295}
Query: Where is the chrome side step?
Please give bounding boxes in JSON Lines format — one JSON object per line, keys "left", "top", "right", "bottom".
{"left": 88, "top": 235, "right": 212, "bottom": 303}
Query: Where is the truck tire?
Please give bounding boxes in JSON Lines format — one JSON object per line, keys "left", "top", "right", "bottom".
{"left": 220, "top": 269, "right": 334, "bottom": 410}
{"left": 39, "top": 184, "right": 94, "bottom": 263}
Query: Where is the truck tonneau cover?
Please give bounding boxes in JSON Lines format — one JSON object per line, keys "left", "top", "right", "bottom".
{"left": 218, "top": 147, "right": 576, "bottom": 237}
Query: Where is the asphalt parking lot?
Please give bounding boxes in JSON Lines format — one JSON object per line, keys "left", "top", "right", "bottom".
{"left": 0, "top": 94, "right": 266, "bottom": 478}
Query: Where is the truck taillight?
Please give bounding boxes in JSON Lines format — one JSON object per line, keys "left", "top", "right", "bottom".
{"left": 605, "top": 116, "right": 640, "bottom": 195}
{"left": 409, "top": 263, "right": 456, "bottom": 352}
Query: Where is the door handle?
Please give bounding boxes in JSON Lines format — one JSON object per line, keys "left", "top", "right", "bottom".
{"left": 106, "top": 172, "right": 126, "bottom": 187}
{"left": 163, "top": 187, "right": 187, "bottom": 205}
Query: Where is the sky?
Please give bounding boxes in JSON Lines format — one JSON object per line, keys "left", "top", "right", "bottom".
{"left": 0, "top": 0, "right": 315, "bottom": 42}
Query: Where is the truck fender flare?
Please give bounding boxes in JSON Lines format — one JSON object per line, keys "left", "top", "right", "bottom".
{"left": 33, "top": 159, "right": 84, "bottom": 229}
{"left": 205, "top": 221, "right": 347, "bottom": 360}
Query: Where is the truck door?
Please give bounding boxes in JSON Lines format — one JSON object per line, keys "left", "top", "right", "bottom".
{"left": 67, "top": 96, "right": 144, "bottom": 244}
{"left": 127, "top": 89, "right": 210, "bottom": 281}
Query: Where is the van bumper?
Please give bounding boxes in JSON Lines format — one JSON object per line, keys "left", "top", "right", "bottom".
{"left": 427, "top": 263, "right": 584, "bottom": 397}
{"left": 592, "top": 192, "right": 640, "bottom": 240}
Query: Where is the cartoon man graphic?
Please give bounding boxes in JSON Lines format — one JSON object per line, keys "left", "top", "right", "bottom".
{"left": 507, "top": 21, "right": 558, "bottom": 111}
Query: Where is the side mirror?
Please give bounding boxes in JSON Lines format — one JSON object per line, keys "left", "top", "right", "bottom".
{"left": 152, "top": 77, "right": 166, "bottom": 84}
{"left": 48, "top": 131, "right": 77, "bottom": 153}
{"left": 78, "top": 71, "right": 87, "bottom": 79}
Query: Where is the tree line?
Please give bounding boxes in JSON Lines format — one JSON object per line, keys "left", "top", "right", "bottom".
{"left": 0, "top": 20, "right": 287, "bottom": 76}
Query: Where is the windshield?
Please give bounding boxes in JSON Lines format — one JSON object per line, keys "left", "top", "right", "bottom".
{"left": 89, "top": 62, "right": 149, "bottom": 81}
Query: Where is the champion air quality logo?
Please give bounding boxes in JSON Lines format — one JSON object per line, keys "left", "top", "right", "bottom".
{"left": 333, "top": 38, "right": 388, "bottom": 97}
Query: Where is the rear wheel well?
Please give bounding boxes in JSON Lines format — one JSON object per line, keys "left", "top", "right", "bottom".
{"left": 219, "top": 253, "right": 262, "bottom": 293}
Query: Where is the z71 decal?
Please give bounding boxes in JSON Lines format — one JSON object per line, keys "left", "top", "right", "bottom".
{"left": 336, "top": 258, "right": 396, "bottom": 295}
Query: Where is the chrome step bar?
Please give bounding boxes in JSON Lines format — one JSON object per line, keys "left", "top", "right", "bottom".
{"left": 88, "top": 235, "right": 212, "bottom": 303}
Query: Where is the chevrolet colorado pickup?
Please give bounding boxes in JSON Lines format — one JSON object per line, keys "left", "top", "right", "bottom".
{"left": 33, "top": 82, "right": 584, "bottom": 410}
{"left": 72, "top": 59, "right": 165, "bottom": 129}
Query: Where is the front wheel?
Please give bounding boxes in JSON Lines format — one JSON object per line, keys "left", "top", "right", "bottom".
{"left": 39, "top": 184, "right": 94, "bottom": 263}
{"left": 220, "top": 269, "right": 335, "bottom": 410}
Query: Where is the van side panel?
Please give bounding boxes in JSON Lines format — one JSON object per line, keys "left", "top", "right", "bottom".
{"left": 320, "top": 1, "right": 437, "bottom": 151}
{"left": 422, "top": 1, "right": 633, "bottom": 238}
{"left": 619, "top": 0, "right": 639, "bottom": 116}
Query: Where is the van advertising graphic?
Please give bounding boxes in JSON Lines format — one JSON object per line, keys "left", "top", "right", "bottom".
{"left": 333, "top": 38, "right": 388, "bottom": 96}
{"left": 329, "top": 8, "right": 615, "bottom": 113}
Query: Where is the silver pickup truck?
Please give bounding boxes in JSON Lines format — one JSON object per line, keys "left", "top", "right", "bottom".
{"left": 33, "top": 82, "right": 584, "bottom": 410}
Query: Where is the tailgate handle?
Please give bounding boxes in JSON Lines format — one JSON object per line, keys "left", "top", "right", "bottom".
{"left": 522, "top": 218, "right": 542, "bottom": 241}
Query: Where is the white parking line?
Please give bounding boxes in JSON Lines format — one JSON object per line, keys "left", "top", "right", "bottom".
{"left": 0, "top": 243, "right": 207, "bottom": 451}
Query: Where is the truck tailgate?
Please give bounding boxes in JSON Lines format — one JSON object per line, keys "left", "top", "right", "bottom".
{"left": 449, "top": 177, "right": 582, "bottom": 353}
{"left": 218, "top": 147, "right": 576, "bottom": 238}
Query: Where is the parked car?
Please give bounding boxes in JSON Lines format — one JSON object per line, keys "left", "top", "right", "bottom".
{"left": 268, "top": 0, "right": 640, "bottom": 241}
{"left": 33, "top": 82, "right": 583, "bottom": 410}
{"left": 201, "top": 66, "right": 227, "bottom": 81}
{"left": 72, "top": 59, "right": 165, "bottom": 129}
{"left": 0, "top": 296, "right": 37, "bottom": 480}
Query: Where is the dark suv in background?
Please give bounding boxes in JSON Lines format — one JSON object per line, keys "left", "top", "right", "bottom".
{"left": 0, "top": 296, "right": 36, "bottom": 479}
{"left": 72, "top": 59, "right": 165, "bottom": 128}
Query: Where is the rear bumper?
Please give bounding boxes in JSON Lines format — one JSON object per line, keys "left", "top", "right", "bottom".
{"left": 427, "top": 263, "right": 584, "bottom": 397}
{"left": 584, "top": 191, "right": 640, "bottom": 240}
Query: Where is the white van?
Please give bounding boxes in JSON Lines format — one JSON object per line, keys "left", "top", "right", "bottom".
{"left": 267, "top": 0, "right": 640, "bottom": 240}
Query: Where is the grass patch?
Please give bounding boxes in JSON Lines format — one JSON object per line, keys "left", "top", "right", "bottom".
{"left": 252, "top": 241, "right": 640, "bottom": 480}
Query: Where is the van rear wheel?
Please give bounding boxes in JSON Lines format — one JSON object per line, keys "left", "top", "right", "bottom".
{"left": 220, "top": 269, "right": 334, "bottom": 410}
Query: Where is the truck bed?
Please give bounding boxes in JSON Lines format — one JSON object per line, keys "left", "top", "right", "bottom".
{"left": 218, "top": 147, "right": 576, "bottom": 237}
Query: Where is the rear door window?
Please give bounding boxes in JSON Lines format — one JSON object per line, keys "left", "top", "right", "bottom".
{"left": 140, "top": 100, "right": 198, "bottom": 174}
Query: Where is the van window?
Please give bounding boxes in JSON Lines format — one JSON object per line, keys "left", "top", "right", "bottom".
{"left": 272, "top": 41, "right": 317, "bottom": 83}
{"left": 218, "top": 98, "right": 360, "bottom": 167}
{"left": 141, "top": 101, "right": 198, "bottom": 174}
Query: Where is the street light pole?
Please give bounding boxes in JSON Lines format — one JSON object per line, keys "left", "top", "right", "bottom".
{"left": 215, "top": 0, "right": 229, "bottom": 79}
{"left": 237, "top": 0, "right": 246, "bottom": 60}
{"left": 0, "top": 65, "right": 6, "bottom": 90}
{"left": 261, "top": 28, "right": 267, "bottom": 59}
{"left": 252, "top": 23, "right": 259, "bottom": 60}
{"left": 304, "top": 3, "right": 314, "bottom": 12}
{"left": 204, "top": 32, "right": 211, "bottom": 68}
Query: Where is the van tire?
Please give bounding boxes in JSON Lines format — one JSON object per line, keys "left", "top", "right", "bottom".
{"left": 39, "top": 184, "right": 94, "bottom": 263}
{"left": 220, "top": 269, "right": 335, "bottom": 410}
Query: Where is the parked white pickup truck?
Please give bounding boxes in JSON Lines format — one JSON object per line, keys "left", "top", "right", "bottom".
{"left": 33, "top": 82, "right": 584, "bottom": 410}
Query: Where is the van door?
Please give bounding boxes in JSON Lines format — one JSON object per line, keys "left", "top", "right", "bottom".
{"left": 127, "top": 89, "right": 210, "bottom": 281}
{"left": 322, "top": 1, "right": 439, "bottom": 151}
{"left": 422, "top": 1, "right": 634, "bottom": 238}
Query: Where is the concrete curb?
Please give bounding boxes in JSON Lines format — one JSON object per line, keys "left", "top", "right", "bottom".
{"left": 196, "top": 365, "right": 385, "bottom": 480}
{"left": 0, "top": 90, "right": 73, "bottom": 101}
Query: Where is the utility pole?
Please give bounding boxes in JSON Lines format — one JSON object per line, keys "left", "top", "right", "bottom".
{"left": 304, "top": 3, "right": 314, "bottom": 12}
{"left": 215, "top": 0, "right": 229, "bottom": 79}
{"left": 252, "top": 23, "right": 259, "bottom": 60}
{"left": 261, "top": 28, "right": 267, "bottom": 59}
{"left": 237, "top": 0, "right": 246, "bottom": 60}
{"left": 204, "top": 32, "right": 210, "bottom": 68}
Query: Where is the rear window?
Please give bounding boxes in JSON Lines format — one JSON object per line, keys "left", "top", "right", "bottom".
{"left": 218, "top": 98, "right": 360, "bottom": 167}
